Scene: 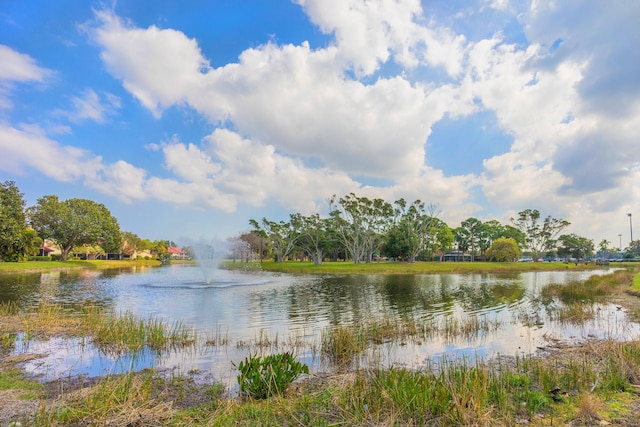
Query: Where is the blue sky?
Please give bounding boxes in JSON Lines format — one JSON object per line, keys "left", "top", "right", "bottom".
{"left": 1, "top": 0, "right": 639, "bottom": 248}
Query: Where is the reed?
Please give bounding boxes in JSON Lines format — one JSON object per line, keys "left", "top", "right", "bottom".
{"left": 542, "top": 270, "right": 633, "bottom": 304}
{"left": 87, "top": 310, "right": 197, "bottom": 354}
{"left": 321, "top": 324, "right": 367, "bottom": 365}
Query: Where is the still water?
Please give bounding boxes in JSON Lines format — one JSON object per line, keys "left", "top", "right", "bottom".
{"left": 1, "top": 265, "right": 638, "bottom": 387}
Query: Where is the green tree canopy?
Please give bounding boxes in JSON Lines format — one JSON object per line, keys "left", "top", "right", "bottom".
{"left": 556, "top": 233, "right": 594, "bottom": 259}
{"left": 0, "top": 181, "right": 28, "bottom": 261}
{"left": 486, "top": 238, "right": 520, "bottom": 262}
{"left": 292, "top": 213, "right": 331, "bottom": 266}
{"left": 511, "top": 209, "right": 570, "bottom": 260}
{"left": 250, "top": 216, "right": 300, "bottom": 263}
{"left": 28, "top": 195, "right": 121, "bottom": 261}
{"left": 330, "top": 193, "right": 393, "bottom": 264}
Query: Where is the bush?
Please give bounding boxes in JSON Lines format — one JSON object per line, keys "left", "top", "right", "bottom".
{"left": 236, "top": 352, "right": 308, "bottom": 399}
{"left": 28, "top": 256, "right": 52, "bottom": 262}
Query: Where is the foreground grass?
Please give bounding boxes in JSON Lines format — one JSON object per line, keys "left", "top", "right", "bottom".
{"left": 0, "top": 259, "right": 162, "bottom": 273}
{"left": 4, "top": 339, "right": 640, "bottom": 426}
{"left": 253, "top": 260, "right": 607, "bottom": 275}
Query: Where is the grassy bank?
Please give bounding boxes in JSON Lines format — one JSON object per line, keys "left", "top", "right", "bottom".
{"left": 252, "top": 260, "right": 606, "bottom": 275}
{"left": 0, "top": 258, "right": 162, "bottom": 273}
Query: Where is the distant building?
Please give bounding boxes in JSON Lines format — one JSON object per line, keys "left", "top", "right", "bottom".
{"left": 442, "top": 253, "right": 473, "bottom": 262}
{"left": 167, "top": 246, "right": 188, "bottom": 260}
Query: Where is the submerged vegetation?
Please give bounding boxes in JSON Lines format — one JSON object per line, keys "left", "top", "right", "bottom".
{"left": 3, "top": 267, "right": 640, "bottom": 424}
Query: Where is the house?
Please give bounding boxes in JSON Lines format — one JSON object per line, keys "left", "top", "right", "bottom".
{"left": 167, "top": 246, "right": 188, "bottom": 260}
{"left": 39, "top": 239, "right": 61, "bottom": 257}
{"left": 442, "top": 253, "right": 473, "bottom": 262}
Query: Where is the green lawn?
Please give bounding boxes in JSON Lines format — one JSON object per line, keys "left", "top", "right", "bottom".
{"left": 0, "top": 259, "right": 161, "bottom": 273}
{"left": 632, "top": 272, "right": 640, "bottom": 292}
{"left": 248, "top": 260, "right": 603, "bottom": 275}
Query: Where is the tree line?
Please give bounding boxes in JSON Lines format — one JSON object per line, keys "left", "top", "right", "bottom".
{"left": 3, "top": 182, "right": 638, "bottom": 264}
{"left": 248, "top": 193, "right": 639, "bottom": 264}
{"left": 0, "top": 181, "right": 169, "bottom": 261}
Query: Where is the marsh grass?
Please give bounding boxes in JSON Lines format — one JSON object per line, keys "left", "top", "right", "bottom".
{"left": 0, "top": 301, "right": 197, "bottom": 356}
{"left": 320, "top": 313, "right": 504, "bottom": 367}
{"left": 542, "top": 270, "right": 632, "bottom": 304}
{"left": 205, "top": 325, "right": 230, "bottom": 347}
{"left": 8, "top": 340, "right": 640, "bottom": 426}
{"left": 84, "top": 308, "right": 197, "bottom": 355}
{"left": 37, "top": 372, "right": 176, "bottom": 426}
{"left": 538, "top": 270, "right": 638, "bottom": 324}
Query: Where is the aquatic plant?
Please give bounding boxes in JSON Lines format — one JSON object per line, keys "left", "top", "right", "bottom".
{"left": 236, "top": 352, "right": 309, "bottom": 399}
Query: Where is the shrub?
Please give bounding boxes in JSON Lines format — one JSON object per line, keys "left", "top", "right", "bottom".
{"left": 236, "top": 352, "right": 308, "bottom": 399}
{"left": 28, "top": 256, "right": 52, "bottom": 262}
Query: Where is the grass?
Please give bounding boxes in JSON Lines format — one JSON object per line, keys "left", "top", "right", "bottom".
{"left": 0, "top": 302, "right": 197, "bottom": 356}
{"left": 631, "top": 272, "right": 640, "bottom": 292}
{"left": 0, "top": 258, "right": 161, "bottom": 273}
{"left": 249, "top": 260, "right": 604, "bottom": 275}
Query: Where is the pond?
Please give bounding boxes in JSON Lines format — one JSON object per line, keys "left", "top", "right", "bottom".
{"left": 1, "top": 265, "right": 637, "bottom": 389}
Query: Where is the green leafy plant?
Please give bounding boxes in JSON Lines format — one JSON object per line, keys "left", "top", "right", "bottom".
{"left": 236, "top": 352, "right": 309, "bottom": 399}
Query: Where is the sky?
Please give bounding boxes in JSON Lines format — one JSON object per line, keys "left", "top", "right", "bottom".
{"left": 1, "top": 0, "right": 639, "bottom": 248}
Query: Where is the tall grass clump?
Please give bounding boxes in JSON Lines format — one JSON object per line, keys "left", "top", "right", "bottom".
{"left": 87, "top": 309, "right": 196, "bottom": 354}
{"left": 37, "top": 372, "right": 175, "bottom": 426}
{"left": 542, "top": 270, "right": 633, "bottom": 304}
{"left": 321, "top": 324, "right": 367, "bottom": 366}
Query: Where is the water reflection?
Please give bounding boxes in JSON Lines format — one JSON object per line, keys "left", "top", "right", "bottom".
{"left": 1, "top": 265, "right": 638, "bottom": 382}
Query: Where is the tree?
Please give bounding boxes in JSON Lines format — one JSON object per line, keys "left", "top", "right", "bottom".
{"left": 292, "top": 213, "right": 331, "bottom": 266}
{"left": 330, "top": 193, "right": 394, "bottom": 264}
{"left": 0, "top": 181, "right": 28, "bottom": 261}
{"left": 453, "top": 227, "right": 471, "bottom": 260}
{"left": 501, "top": 225, "right": 527, "bottom": 250}
{"left": 250, "top": 216, "right": 300, "bottom": 263}
{"left": 28, "top": 196, "right": 121, "bottom": 261}
{"left": 428, "top": 219, "right": 454, "bottom": 262}
{"left": 386, "top": 199, "right": 439, "bottom": 263}
{"left": 121, "top": 231, "right": 143, "bottom": 257}
{"left": 459, "top": 217, "right": 484, "bottom": 261}
{"left": 21, "top": 228, "right": 42, "bottom": 257}
{"left": 73, "top": 243, "right": 105, "bottom": 260}
{"left": 238, "top": 231, "right": 267, "bottom": 261}
{"left": 624, "top": 241, "right": 640, "bottom": 259}
{"left": 511, "top": 209, "right": 570, "bottom": 260}
{"left": 486, "top": 238, "right": 520, "bottom": 262}
{"left": 477, "top": 220, "right": 503, "bottom": 260}
{"left": 556, "top": 234, "right": 594, "bottom": 259}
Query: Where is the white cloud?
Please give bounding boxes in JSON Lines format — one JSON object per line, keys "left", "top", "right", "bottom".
{"left": 0, "top": 44, "right": 51, "bottom": 82}
{"left": 0, "top": 123, "right": 147, "bottom": 203}
{"left": 56, "top": 88, "right": 121, "bottom": 123}
{"left": 295, "top": 0, "right": 466, "bottom": 76}
{"left": 89, "top": 11, "right": 465, "bottom": 183}
{"left": 91, "top": 10, "right": 210, "bottom": 118}
{"left": 0, "top": 44, "right": 52, "bottom": 109}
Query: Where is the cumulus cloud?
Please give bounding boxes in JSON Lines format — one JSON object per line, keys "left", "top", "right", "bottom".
{"left": 295, "top": 0, "right": 466, "bottom": 76}
{"left": 521, "top": 1, "right": 640, "bottom": 117}
{"left": 91, "top": 10, "right": 210, "bottom": 117}
{"left": 88, "top": 8, "right": 467, "bottom": 185}
{"left": 5, "top": 1, "right": 631, "bottom": 243}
